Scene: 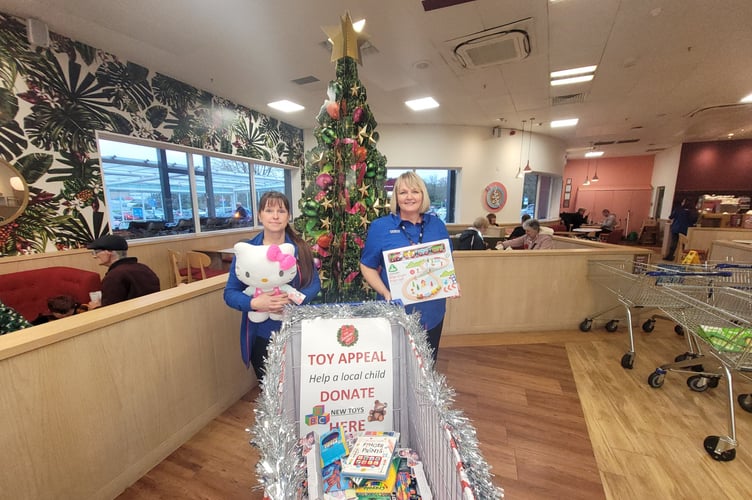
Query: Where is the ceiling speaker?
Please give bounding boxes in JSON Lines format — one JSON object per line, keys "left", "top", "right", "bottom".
{"left": 26, "top": 18, "right": 50, "bottom": 48}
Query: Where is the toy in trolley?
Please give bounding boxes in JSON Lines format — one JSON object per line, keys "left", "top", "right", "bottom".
{"left": 582, "top": 260, "right": 732, "bottom": 369}
{"left": 251, "top": 302, "right": 503, "bottom": 499}
{"left": 650, "top": 285, "right": 752, "bottom": 461}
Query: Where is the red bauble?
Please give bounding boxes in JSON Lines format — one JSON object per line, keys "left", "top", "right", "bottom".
{"left": 326, "top": 101, "right": 340, "bottom": 120}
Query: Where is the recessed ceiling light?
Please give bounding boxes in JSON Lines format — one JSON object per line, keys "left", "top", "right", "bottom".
{"left": 405, "top": 97, "right": 439, "bottom": 111}
{"left": 550, "top": 65, "right": 597, "bottom": 78}
{"left": 585, "top": 151, "right": 604, "bottom": 158}
{"left": 268, "top": 100, "right": 304, "bottom": 112}
{"left": 551, "top": 74, "right": 594, "bottom": 86}
{"left": 550, "top": 118, "right": 579, "bottom": 128}
{"left": 741, "top": 93, "right": 752, "bottom": 103}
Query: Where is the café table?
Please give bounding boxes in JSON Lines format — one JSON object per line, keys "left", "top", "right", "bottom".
{"left": 572, "top": 227, "right": 601, "bottom": 239}
{"left": 195, "top": 247, "right": 235, "bottom": 270}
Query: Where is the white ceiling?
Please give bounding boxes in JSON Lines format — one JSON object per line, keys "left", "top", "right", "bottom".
{"left": 2, "top": 0, "right": 752, "bottom": 158}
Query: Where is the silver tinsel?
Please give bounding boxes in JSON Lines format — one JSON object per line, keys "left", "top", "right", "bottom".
{"left": 250, "top": 301, "right": 503, "bottom": 499}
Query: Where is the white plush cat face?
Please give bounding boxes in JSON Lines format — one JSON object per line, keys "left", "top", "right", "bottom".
{"left": 233, "top": 242, "right": 297, "bottom": 288}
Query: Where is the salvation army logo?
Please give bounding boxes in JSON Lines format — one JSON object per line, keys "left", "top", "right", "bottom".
{"left": 337, "top": 324, "right": 359, "bottom": 347}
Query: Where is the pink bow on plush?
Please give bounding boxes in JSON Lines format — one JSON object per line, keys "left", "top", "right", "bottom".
{"left": 267, "top": 244, "right": 296, "bottom": 270}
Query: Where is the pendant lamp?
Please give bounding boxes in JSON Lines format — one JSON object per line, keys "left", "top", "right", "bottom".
{"left": 591, "top": 159, "right": 599, "bottom": 182}
{"left": 583, "top": 158, "right": 591, "bottom": 186}
{"left": 523, "top": 117, "right": 534, "bottom": 172}
{"left": 515, "top": 119, "right": 526, "bottom": 179}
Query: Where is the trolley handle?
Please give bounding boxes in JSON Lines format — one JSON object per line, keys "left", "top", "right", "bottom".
{"left": 714, "top": 263, "right": 752, "bottom": 270}
{"left": 646, "top": 271, "right": 733, "bottom": 277}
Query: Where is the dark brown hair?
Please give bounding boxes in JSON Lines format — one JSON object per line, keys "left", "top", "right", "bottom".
{"left": 258, "top": 191, "right": 315, "bottom": 288}
{"left": 47, "top": 295, "right": 76, "bottom": 315}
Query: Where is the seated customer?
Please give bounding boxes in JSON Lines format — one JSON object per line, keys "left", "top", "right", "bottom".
{"left": 486, "top": 213, "right": 500, "bottom": 227}
{"left": 457, "top": 217, "right": 489, "bottom": 250}
{"left": 600, "top": 209, "right": 617, "bottom": 233}
{"left": 508, "top": 214, "right": 531, "bottom": 239}
{"left": 497, "top": 219, "right": 554, "bottom": 250}
{"left": 32, "top": 295, "right": 89, "bottom": 325}
{"left": 87, "top": 234, "right": 160, "bottom": 307}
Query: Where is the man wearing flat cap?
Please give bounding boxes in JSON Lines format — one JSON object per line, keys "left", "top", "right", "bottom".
{"left": 87, "top": 235, "right": 160, "bottom": 307}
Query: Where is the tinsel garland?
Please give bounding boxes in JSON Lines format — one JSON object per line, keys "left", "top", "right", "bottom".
{"left": 250, "top": 302, "right": 504, "bottom": 499}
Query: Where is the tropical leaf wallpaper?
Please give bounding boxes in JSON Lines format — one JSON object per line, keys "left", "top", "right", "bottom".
{"left": 0, "top": 12, "right": 304, "bottom": 256}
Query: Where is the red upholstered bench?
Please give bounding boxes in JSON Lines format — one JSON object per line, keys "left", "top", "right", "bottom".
{"left": 0, "top": 266, "right": 102, "bottom": 321}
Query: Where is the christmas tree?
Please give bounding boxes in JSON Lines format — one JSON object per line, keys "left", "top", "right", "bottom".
{"left": 295, "top": 13, "right": 388, "bottom": 303}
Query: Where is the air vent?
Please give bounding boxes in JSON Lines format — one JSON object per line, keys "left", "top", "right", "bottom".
{"left": 616, "top": 138, "right": 640, "bottom": 144}
{"left": 453, "top": 30, "right": 530, "bottom": 69}
{"left": 441, "top": 19, "right": 534, "bottom": 72}
{"left": 645, "top": 147, "right": 667, "bottom": 152}
{"left": 552, "top": 93, "right": 586, "bottom": 106}
{"left": 291, "top": 76, "right": 320, "bottom": 85}
{"left": 593, "top": 140, "right": 615, "bottom": 146}
{"left": 422, "top": 0, "right": 475, "bottom": 11}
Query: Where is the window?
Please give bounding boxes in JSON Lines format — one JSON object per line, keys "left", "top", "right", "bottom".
{"left": 97, "top": 134, "right": 296, "bottom": 239}
{"left": 386, "top": 168, "right": 457, "bottom": 222}
{"left": 520, "top": 172, "right": 562, "bottom": 220}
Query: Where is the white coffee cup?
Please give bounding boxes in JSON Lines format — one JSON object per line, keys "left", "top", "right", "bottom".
{"left": 89, "top": 291, "right": 102, "bottom": 303}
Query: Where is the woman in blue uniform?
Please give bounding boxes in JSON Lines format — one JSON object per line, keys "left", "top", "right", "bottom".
{"left": 360, "top": 172, "right": 450, "bottom": 361}
{"left": 224, "top": 192, "right": 320, "bottom": 380}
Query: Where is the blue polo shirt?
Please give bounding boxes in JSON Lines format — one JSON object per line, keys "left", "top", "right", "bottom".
{"left": 360, "top": 212, "right": 450, "bottom": 330}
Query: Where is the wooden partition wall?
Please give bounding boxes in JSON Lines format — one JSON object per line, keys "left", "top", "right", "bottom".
{"left": 0, "top": 228, "right": 260, "bottom": 289}
{"left": 708, "top": 240, "right": 752, "bottom": 262}
{"left": 0, "top": 276, "right": 254, "bottom": 499}
{"left": 661, "top": 226, "right": 752, "bottom": 259}
{"left": 445, "top": 238, "right": 652, "bottom": 335}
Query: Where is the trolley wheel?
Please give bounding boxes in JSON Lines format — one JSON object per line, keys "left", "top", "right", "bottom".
{"left": 579, "top": 319, "right": 593, "bottom": 332}
{"left": 675, "top": 325, "right": 684, "bottom": 336}
{"left": 738, "top": 394, "right": 752, "bottom": 413}
{"left": 642, "top": 319, "right": 655, "bottom": 333}
{"left": 621, "top": 352, "right": 634, "bottom": 369}
{"left": 606, "top": 320, "right": 619, "bottom": 333}
{"left": 707, "top": 377, "right": 720, "bottom": 388}
{"left": 687, "top": 375, "right": 709, "bottom": 392}
{"left": 674, "top": 353, "right": 690, "bottom": 362}
{"left": 703, "top": 436, "right": 736, "bottom": 462}
{"left": 648, "top": 371, "right": 664, "bottom": 388}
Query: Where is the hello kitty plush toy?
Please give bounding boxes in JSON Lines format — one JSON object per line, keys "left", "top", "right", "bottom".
{"left": 233, "top": 242, "right": 306, "bottom": 322}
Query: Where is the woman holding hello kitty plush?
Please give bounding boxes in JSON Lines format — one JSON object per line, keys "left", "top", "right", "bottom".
{"left": 224, "top": 191, "right": 320, "bottom": 380}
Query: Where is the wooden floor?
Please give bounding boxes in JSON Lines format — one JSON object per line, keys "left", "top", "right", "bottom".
{"left": 118, "top": 322, "right": 752, "bottom": 499}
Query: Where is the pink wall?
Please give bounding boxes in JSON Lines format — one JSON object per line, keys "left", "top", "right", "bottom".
{"left": 563, "top": 156, "right": 655, "bottom": 192}
{"left": 561, "top": 156, "right": 655, "bottom": 232}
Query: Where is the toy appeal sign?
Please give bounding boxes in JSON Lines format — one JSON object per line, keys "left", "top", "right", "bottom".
{"left": 299, "top": 317, "right": 393, "bottom": 436}
{"left": 382, "top": 238, "right": 460, "bottom": 305}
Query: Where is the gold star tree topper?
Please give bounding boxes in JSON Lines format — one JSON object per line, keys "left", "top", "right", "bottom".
{"left": 322, "top": 12, "right": 367, "bottom": 63}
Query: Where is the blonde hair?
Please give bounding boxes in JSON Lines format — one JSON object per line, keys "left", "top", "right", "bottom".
{"left": 389, "top": 172, "right": 431, "bottom": 214}
{"left": 472, "top": 217, "right": 488, "bottom": 230}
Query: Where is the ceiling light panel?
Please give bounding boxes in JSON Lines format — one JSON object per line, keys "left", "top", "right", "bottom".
{"left": 551, "top": 118, "right": 579, "bottom": 127}
{"left": 268, "top": 100, "right": 304, "bottom": 112}
{"left": 405, "top": 97, "right": 439, "bottom": 111}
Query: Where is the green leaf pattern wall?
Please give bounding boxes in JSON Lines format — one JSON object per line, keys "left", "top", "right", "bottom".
{"left": 0, "top": 13, "right": 303, "bottom": 256}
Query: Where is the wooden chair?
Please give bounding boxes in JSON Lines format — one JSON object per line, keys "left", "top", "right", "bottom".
{"left": 185, "top": 251, "right": 226, "bottom": 281}
{"left": 168, "top": 249, "right": 189, "bottom": 287}
{"left": 599, "top": 228, "right": 624, "bottom": 244}
{"left": 674, "top": 234, "right": 689, "bottom": 263}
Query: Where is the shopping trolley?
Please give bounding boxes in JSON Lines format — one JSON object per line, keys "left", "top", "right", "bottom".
{"left": 650, "top": 285, "right": 752, "bottom": 461}
{"left": 582, "top": 260, "right": 732, "bottom": 369}
{"left": 251, "top": 302, "right": 503, "bottom": 499}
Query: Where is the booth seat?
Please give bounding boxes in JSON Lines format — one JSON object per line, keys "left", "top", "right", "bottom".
{"left": 0, "top": 266, "right": 101, "bottom": 321}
